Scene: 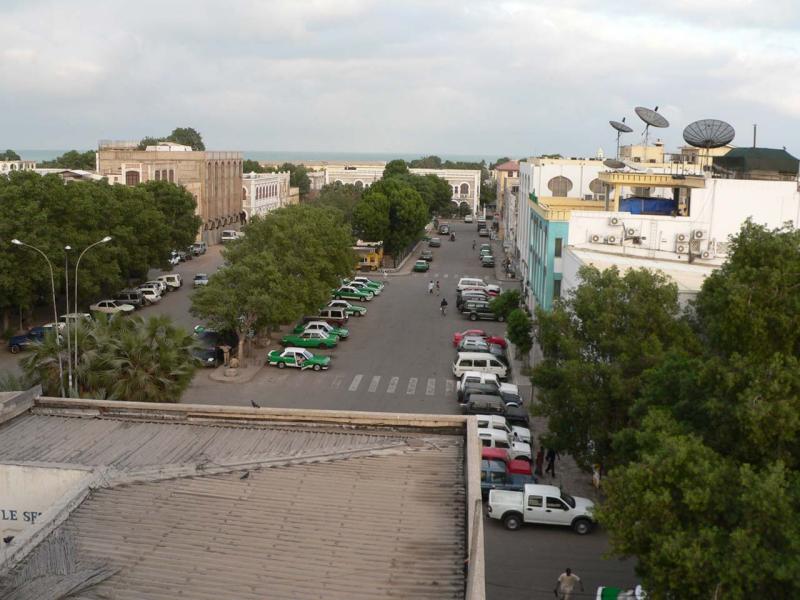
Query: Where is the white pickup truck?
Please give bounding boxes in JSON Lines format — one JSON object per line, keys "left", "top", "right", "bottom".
{"left": 487, "top": 483, "right": 595, "bottom": 534}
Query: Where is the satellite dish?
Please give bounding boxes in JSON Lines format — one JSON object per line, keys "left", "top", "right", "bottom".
{"left": 603, "top": 158, "right": 626, "bottom": 169}
{"left": 609, "top": 117, "right": 633, "bottom": 159}
{"left": 635, "top": 106, "right": 669, "bottom": 128}
{"left": 682, "top": 119, "right": 735, "bottom": 149}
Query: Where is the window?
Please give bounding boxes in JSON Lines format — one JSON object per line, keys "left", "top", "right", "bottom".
{"left": 527, "top": 495, "right": 543, "bottom": 508}
{"left": 473, "top": 360, "right": 487, "bottom": 368}
{"left": 496, "top": 440, "right": 510, "bottom": 449}
{"left": 547, "top": 176, "right": 573, "bottom": 197}
{"left": 169, "top": 169, "right": 175, "bottom": 182}
{"left": 554, "top": 237, "right": 563, "bottom": 258}
{"left": 490, "top": 359, "right": 502, "bottom": 368}
{"left": 460, "top": 359, "right": 473, "bottom": 368}
{"left": 155, "top": 171, "right": 161, "bottom": 181}
{"left": 553, "top": 279, "right": 562, "bottom": 299}
{"left": 481, "top": 438, "right": 491, "bottom": 447}
{"left": 460, "top": 183, "right": 469, "bottom": 195}
{"left": 125, "top": 171, "right": 140, "bottom": 186}
{"left": 546, "top": 497, "right": 567, "bottom": 510}
{"left": 588, "top": 178, "right": 604, "bottom": 195}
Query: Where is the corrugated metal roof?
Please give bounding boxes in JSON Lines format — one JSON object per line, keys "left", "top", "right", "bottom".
{"left": 2, "top": 445, "right": 466, "bottom": 599}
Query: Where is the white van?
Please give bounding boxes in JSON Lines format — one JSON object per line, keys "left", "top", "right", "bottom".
{"left": 457, "top": 277, "right": 487, "bottom": 292}
{"left": 221, "top": 230, "right": 238, "bottom": 243}
{"left": 452, "top": 352, "right": 508, "bottom": 379}
{"left": 157, "top": 274, "right": 182, "bottom": 290}
{"left": 478, "top": 429, "right": 531, "bottom": 460}
{"left": 476, "top": 414, "right": 531, "bottom": 444}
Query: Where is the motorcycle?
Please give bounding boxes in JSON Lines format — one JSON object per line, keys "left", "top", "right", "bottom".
{"left": 450, "top": 233, "right": 456, "bottom": 242}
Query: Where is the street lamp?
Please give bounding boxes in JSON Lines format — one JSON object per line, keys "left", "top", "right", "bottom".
{"left": 64, "top": 245, "right": 73, "bottom": 394}
{"left": 11, "top": 239, "right": 65, "bottom": 397}
{"left": 73, "top": 236, "right": 112, "bottom": 394}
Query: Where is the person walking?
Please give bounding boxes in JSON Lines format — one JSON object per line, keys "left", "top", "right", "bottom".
{"left": 440, "top": 297, "right": 448, "bottom": 316}
{"left": 428, "top": 280, "right": 434, "bottom": 294}
{"left": 435, "top": 281, "right": 440, "bottom": 295}
{"left": 545, "top": 448, "right": 559, "bottom": 477}
{"left": 472, "top": 240, "right": 476, "bottom": 251}
{"left": 534, "top": 447, "right": 544, "bottom": 478}
{"left": 554, "top": 568, "right": 583, "bottom": 600}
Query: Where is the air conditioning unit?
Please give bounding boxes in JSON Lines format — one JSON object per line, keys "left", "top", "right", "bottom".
{"left": 625, "top": 227, "right": 638, "bottom": 237}
{"left": 590, "top": 234, "right": 602, "bottom": 243}
{"left": 676, "top": 243, "right": 688, "bottom": 254}
{"left": 676, "top": 233, "right": 689, "bottom": 243}
{"left": 699, "top": 250, "right": 715, "bottom": 260}
{"left": 693, "top": 230, "right": 707, "bottom": 240}
{"left": 606, "top": 235, "right": 617, "bottom": 244}
{"left": 609, "top": 216, "right": 621, "bottom": 226}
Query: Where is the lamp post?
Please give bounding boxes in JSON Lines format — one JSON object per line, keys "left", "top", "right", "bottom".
{"left": 73, "top": 236, "right": 112, "bottom": 394}
{"left": 11, "top": 239, "right": 65, "bottom": 397}
{"left": 64, "top": 245, "right": 73, "bottom": 394}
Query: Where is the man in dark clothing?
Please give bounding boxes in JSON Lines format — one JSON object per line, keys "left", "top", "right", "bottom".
{"left": 545, "top": 448, "right": 559, "bottom": 477}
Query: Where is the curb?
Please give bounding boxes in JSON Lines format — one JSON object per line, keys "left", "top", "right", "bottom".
{"left": 208, "top": 362, "right": 264, "bottom": 384}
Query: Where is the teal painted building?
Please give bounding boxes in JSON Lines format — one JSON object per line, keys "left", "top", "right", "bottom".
{"left": 527, "top": 192, "right": 568, "bottom": 312}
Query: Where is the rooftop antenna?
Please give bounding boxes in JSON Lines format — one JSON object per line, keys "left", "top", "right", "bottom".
{"left": 753, "top": 124, "right": 757, "bottom": 148}
{"left": 683, "top": 118, "right": 735, "bottom": 171}
{"left": 609, "top": 118, "right": 633, "bottom": 159}
{"left": 635, "top": 106, "right": 669, "bottom": 154}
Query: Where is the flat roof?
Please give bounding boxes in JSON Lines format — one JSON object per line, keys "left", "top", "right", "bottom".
{"left": 0, "top": 396, "right": 482, "bottom": 599}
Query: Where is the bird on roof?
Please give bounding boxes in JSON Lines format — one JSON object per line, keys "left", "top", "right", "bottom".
{"left": 250, "top": 400, "right": 260, "bottom": 408}
{"left": 3, "top": 536, "right": 14, "bottom": 544}
{"left": 240, "top": 471, "right": 250, "bottom": 480}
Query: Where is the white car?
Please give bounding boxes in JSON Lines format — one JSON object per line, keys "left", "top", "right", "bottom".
{"left": 488, "top": 484, "right": 595, "bottom": 534}
{"left": 328, "top": 299, "right": 366, "bottom": 316}
{"left": 193, "top": 273, "right": 209, "bottom": 287}
{"left": 457, "top": 277, "right": 487, "bottom": 292}
{"left": 456, "top": 370, "right": 500, "bottom": 394}
{"left": 351, "top": 276, "right": 385, "bottom": 291}
{"left": 476, "top": 414, "right": 531, "bottom": 445}
{"left": 221, "top": 230, "right": 238, "bottom": 243}
{"left": 90, "top": 300, "right": 135, "bottom": 315}
{"left": 168, "top": 253, "right": 180, "bottom": 266}
{"left": 158, "top": 274, "right": 182, "bottom": 290}
{"left": 302, "top": 320, "right": 348, "bottom": 339}
{"left": 346, "top": 280, "right": 381, "bottom": 295}
{"left": 464, "top": 215, "right": 473, "bottom": 223}
{"left": 478, "top": 429, "right": 531, "bottom": 460}
{"left": 139, "top": 289, "right": 162, "bottom": 304}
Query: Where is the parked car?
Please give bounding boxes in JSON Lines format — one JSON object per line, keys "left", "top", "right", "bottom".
{"left": 193, "top": 273, "right": 209, "bottom": 287}
{"left": 479, "top": 247, "right": 492, "bottom": 257}
{"left": 413, "top": 260, "right": 430, "bottom": 273}
{"left": 461, "top": 300, "right": 504, "bottom": 322}
{"left": 420, "top": 250, "right": 434, "bottom": 262}
{"left": 191, "top": 241, "right": 208, "bottom": 256}
{"left": 477, "top": 414, "right": 531, "bottom": 445}
{"left": 486, "top": 284, "right": 502, "bottom": 297}
{"left": 481, "top": 255, "right": 495, "bottom": 268}
{"left": 168, "top": 252, "right": 181, "bottom": 266}
{"left": 346, "top": 280, "right": 381, "bottom": 296}
{"left": 487, "top": 484, "right": 595, "bottom": 534}
{"left": 157, "top": 274, "right": 182, "bottom": 290}
{"left": 178, "top": 248, "right": 193, "bottom": 261}
{"left": 462, "top": 393, "right": 507, "bottom": 416}
{"left": 457, "top": 291, "right": 489, "bottom": 309}
{"left": 477, "top": 219, "right": 487, "bottom": 231}
{"left": 452, "top": 329, "right": 507, "bottom": 349}
{"left": 460, "top": 382, "right": 502, "bottom": 404}
{"left": 7, "top": 325, "right": 60, "bottom": 353}
{"left": 59, "top": 313, "right": 92, "bottom": 326}
{"left": 457, "top": 336, "right": 491, "bottom": 353}
{"left": 479, "top": 429, "right": 531, "bottom": 460}
{"left": 327, "top": 299, "right": 367, "bottom": 317}
{"left": 90, "top": 300, "right": 135, "bottom": 315}
{"left": 504, "top": 405, "right": 531, "bottom": 430}
{"left": 137, "top": 284, "right": 164, "bottom": 298}
{"left": 482, "top": 447, "right": 533, "bottom": 475}
{"left": 293, "top": 320, "right": 349, "bottom": 340}
{"left": 280, "top": 330, "right": 338, "bottom": 349}
{"left": 453, "top": 351, "right": 508, "bottom": 379}
{"left": 138, "top": 288, "right": 162, "bottom": 305}
{"left": 439, "top": 224, "right": 450, "bottom": 235}
{"left": 428, "top": 237, "right": 441, "bottom": 248}
{"left": 333, "top": 285, "right": 374, "bottom": 301}
{"left": 478, "top": 227, "right": 490, "bottom": 237}
{"left": 464, "top": 215, "right": 474, "bottom": 223}
{"left": 480, "top": 458, "right": 536, "bottom": 500}
{"left": 142, "top": 280, "right": 168, "bottom": 294}
{"left": 114, "top": 289, "right": 146, "bottom": 309}
{"left": 350, "top": 276, "right": 384, "bottom": 291}
{"left": 221, "top": 230, "right": 239, "bottom": 243}
{"left": 267, "top": 347, "right": 330, "bottom": 371}
{"left": 456, "top": 370, "right": 501, "bottom": 394}
{"left": 315, "top": 308, "right": 349, "bottom": 327}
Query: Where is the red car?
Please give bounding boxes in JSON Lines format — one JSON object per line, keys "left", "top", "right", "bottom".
{"left": 452, "top": 329, "right": 507, "bottom": 349}
{"left": 482, "top": 447, "right": 532, "bottom": 475}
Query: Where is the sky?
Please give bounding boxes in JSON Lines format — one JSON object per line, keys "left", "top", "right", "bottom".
{"left": 1, "top": 0, "right": 799, "bottom": 158}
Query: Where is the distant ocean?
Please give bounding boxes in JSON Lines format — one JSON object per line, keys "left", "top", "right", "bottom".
{"left": 16, "top": 149, "right": 497, "bottom": 164}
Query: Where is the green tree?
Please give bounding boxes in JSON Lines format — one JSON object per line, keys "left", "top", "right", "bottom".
{"left": 354, "top": 178, "right": 427, "bottom": 257}
{"left": 279, "top": 162, "right": 311, "bottom": 198}
{"left": 136, "top": 136, "right": 163, "bottom": 150}
{"left": 506, "top": 308, "right": 533, "bottom": 358}
{"left": 404, "top": 173, "right": 452, "bottom": 216}
{"left": 383, "top": 159, "right": 410, "bottom": 178}
{"left": 140, "top": 180, "right": 203, "bottom": 252}
{"left": 316, "top": 182, "right": 363, "bottom": 223}
{"left": 490, "top": 157, "right": 512, "bottom": 169}
{"left": 531, "top": 265, "right": 691, "bottom": 469}
{"left": 167, "top": 127, "right": 205, "bottom": 150}
{"left": 22, "top": 314, "right": 196, "bottom": 402}
{"left": 408, "top": 155, "right": 443, "bottom": 168}
{"left": 243, "top": 159, "right": 266, "bottom": 173}
{"left": 38, "top": 150, "right": 95, "bottom": 170}
{"left": 1, "top": 149, "right": 21, "bottom": 161}
{"left": 489, "top": 289, "right": 520, "bottom": 321}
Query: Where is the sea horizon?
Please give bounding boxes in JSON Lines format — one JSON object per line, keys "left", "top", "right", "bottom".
{"left": 15, "top": 149, "right": 501, "bottom": 164}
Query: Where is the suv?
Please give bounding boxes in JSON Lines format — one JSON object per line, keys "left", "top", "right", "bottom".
{"left": 315, "top": 308, "right": 349, "bottom": 327}
{"left": 114, "top": 289, "right": 146, "bottom": 309}
{"left": 463, "top": 393, "right": 507, "bottom": 416}
{"left": 221, "top": 230, "right": 238, "bottom": 243}
{"left": 462, "top": 300, "right": 503, "bottom": 322}
{"left": 191, "top": 242, "right": 208, "bottom": 256}
{"left": 420, "top": 250, "right": 434, "bottom": 262}
{"left": 457, "top": 291, "right": 489, "bottom": 309}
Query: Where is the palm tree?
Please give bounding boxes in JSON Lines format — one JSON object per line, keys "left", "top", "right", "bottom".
{"left": 20, "top": 328, "right": 65, "bottom": 396}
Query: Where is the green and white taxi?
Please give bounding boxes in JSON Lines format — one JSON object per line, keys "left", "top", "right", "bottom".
{"left": 280, "top": 330, "right": 339, "bottom": 349}
{"left": 292, "top": 320, "right": 349, "bottom": 339}
{"left": 346, "top": 280, "right": 381, "bottom": 296}
{"left": 267, "top": 347, "right": 330, "bottom": 371}
{"left": 413, "top": 260, "right": 430, "bottom": 272}
{"left": 327, "top": 299, "right": 367, "bottom": 317}
{"left": 350, "top": 276, "right": 384, "bottom": 292}
{"left": 333, "top": 285, "right": 374, "bottom": 301}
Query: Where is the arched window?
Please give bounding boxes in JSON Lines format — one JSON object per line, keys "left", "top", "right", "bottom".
{"left": 155, "top": 170, "right": 161, "bottom": 181}
{"left": 354, "top": 180, "right": 364, "bottom": 190}
{"left": 125, "top": 171, "right": 140, "bottom": 186}
{"left": 547, "top": 176, "right": 573, "bottom": 197}
{"left": 452, "top": 185, "right": 458, "bottom": 196}
{"left": 460, "top": 182, "right": 469, "bottom": 195}
{"left": 588, "top": 178, "right": 604, "bottom": 194}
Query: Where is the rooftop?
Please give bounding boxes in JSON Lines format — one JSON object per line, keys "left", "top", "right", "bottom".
{"left": 493, "top": 160, "right": 519, "bottom": 172}
{"left": 0, "top": 394, "right": 483, "bottom": 600}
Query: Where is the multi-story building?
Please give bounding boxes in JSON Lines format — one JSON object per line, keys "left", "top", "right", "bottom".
{"left": 324, "top": 164, "right": 385, "bottom": 189}
{"left": 0, "top": 160, "right": 36, "bottom": 174}
{"left": 242, "top": 171, "right": 291, "bottom": 219}
{"left": 493, "top": 160, "right": 519, "bottom": 241}
{"left": 97, "top": 141, "right": 243, "bottom": 244}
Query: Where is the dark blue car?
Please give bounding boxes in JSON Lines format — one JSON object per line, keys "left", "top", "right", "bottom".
{"left": 7, "top": 326, "right": 57, "bottom": 354}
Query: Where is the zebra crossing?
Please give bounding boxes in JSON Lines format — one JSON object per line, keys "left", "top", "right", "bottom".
{"left": 263, "top": 369, "right": 458, "bottom": 398}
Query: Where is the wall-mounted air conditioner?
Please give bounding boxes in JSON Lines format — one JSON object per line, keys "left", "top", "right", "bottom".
{"left": 590, "top": 234, "right": 602, "bottom": 243}
{"left": 606, "top": 235, "right": 618, "bottom": 244}
{"left": 676, "top": 232, "right": 689, "bottom": 243}
{"left": 609, "top": 216, "right": 621, "bottom": 226}
{"left": 676, "top": 243, "right": 688, "bottom": 254}
{"left": 693, "top": 230, "right": 707, "bottom": 240}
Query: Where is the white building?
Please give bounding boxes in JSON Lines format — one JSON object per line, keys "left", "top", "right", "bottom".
{"left": 242, "top": 171, "right": 291, "bottom": 219}
{"left": 1, "top": 160, "right": 36, "bottom": 174}
{"left": 324, "top": 164, "right": 384, "bottom": 189}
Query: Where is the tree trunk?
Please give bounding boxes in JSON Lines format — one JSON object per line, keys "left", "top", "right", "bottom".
{"left": 238, "top": 336, "right": 246, "bottom": 367}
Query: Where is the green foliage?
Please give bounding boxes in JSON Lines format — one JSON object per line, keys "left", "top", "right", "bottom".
{"left": 383, "top": 159, "right": 410, "bottom": 178}
{"left": 490, "top": 157, "right": 512, "bottom": 169}
{"left": 0, "top": 370, "right": 35, "bottom": 391}
{"left": 407, "top": 155, "right": 443, "bottom": 169}
{"left": 315, "top": 182, "right": 363, "bottom": 223}
{"left": 540, "top": 153, "right": 563, "bottom": 159}
{"left": 480, "top": 180, "right": 496, "bottom": 205}
{"left": 192, "top": 204, "right": 354, "bottom": 357}
{"left": 21, "top": 314, "right": 196, "bottom": 402}
{"left": 1, "top": 149, "right": 21, "bottom": 161}
{"left": 137, "top": 127, "right": 205, "bottom": 151}
{"left": 489, "top": 289, "right": 521, "bottom": 321}
{"left": 532, "top": 265, "right": 690, "bottom": 469}
{"left": 278, "top": 162, "right": 311, "bottom": 197}
{"left": 242, "top": 159, "right": 266, "bottom": 173}
{"left": 136, "top": 136, "right": 162, "bottom": 150}
{"left": 38, "top": 150, "right": 95, "bottom": 170}
{"left": 403, "top": 174, "right": 452, "bottom": 216}
{"left": 353, "top": 178, "right": 427, "bottom": 256}
{"left": 506, "top": 308, "right": 533, "bottom": 356}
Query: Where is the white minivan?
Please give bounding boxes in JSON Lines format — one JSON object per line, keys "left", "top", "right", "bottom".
{"left": 221, "top": 230, "right": 238, "bottom": 243}
{"left": 157, "top": 274, "right": 182, "bottom": 290}
{"left": 457, "top": 277, "right": 487, "bottom": 292}
{"left": 452, "top": 352, "right": 508, "bottom": 379}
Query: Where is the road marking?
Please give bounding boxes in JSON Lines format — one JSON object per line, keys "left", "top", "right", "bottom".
{"left": 425, "top": 378, "right": 436, "bottom": 396}
{"left": 348, "top": 374, "right": 363, "bottom": 392}
{"left": 387, "top": 376, "right": 399, "bottom": 393}
{"left": 331, "top": 375, "right": 344, "bottom": 389}
{"left": 445, "top": 379, "right": 455, "bottom": 394}
{"left": 407, "top": 377, "right": 418, "bottom": 395}
{"left": 368, "top": 375, "right": 381, "bottom": 392}
{"left": 443, "top": 273, "right": 448, "bottom": 278}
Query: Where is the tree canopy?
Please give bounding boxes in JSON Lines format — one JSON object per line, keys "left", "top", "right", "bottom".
{"left": 506, "top": 308, "right": 533, "bottom": 357}
{"left": 38, "top": 150, "right": 96, "bottom": 170}
{"left": 242, "top": 159, "right": 266, "bottom": 173}
{"left": 314, "top": 182, "right": 363, "bottom": 224}
{"left": 353, "top": 178, "right": 427, "bottom": 256}
{"left": 137, "top": 127, "right": 205, "bottom": 151}
{"left": 383, "top": 159, "right": 409, "bottom": 178}
{"left": 1, "top": 149, "right": 21, "bottom": 161}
